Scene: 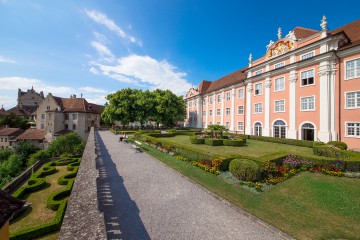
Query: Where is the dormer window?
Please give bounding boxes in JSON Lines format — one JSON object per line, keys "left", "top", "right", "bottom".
{"left": 255, "top": 69, "right": 263, "bottom": 76}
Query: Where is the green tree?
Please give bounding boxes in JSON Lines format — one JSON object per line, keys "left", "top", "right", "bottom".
{"left": 151, "top": 89, "right": 186, "bottom": 128}
{"left": 101, "top": 88, "right": 137, "bottom": 127}
{"left": 13, "top": 140, "right": 39, "bottom": 162}
{"left": 207, "top": 124, "right": 226, "bottom": 138}
{"left": 0, "top": 112, "right": 29, "bottom": 129}
{"left": 0, "top": 154, "right": 22, "bottom": 187}
{"left": 0, "top": 148, "right": 13, "bottom": 163}
{"left": 135, "top": 90, "right": 154, "bottom": 127}
{"left": 47, "top": 132, "right": 85, "bottom": 157}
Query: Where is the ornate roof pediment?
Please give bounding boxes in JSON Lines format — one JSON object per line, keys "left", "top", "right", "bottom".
{"left": 265, "top": 40, "right": 296, "bottom": 59}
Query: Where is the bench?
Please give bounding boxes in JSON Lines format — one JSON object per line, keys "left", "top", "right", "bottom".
{"left": 131, "top": 140, "right": 142, "bottom": 152}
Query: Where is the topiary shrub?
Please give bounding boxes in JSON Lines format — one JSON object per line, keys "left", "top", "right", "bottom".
{"left": 204, "top": 139, "right": 223, "bottom": 146}
{"left": 327, "top": 141, "right": 348, "bottom": 150}
{"left": 229, "top": 159, "right": 261, "bottom": 181}
{"left": 219, "top": 158, "right": 235, "bottom": 171}
{"left": 223, "top": 139, "right": 245, "bottom": 147}
{"left": 190, "top": 137, "right": 205, "bottom": 144}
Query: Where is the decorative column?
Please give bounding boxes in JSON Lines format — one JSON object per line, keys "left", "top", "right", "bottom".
{"left": 318, "top": 60, "right": 336, "bottom": 142}
{"left": 205, "top": 96, "right": 209, "bottom": 128}
{"left": 230, "top": 87, "right": 235, "bottom": 131}
{"left": 220, "top": 91, "right": 225, "bottom": 125}
{"left": 288, "top": 71, "right": 298, "bottom": 139}
{"left": 196, "top": 96, "right": 202, "bottom": 128}
{"left": 212, "top": 94, "right": 216, "bottom": 124}
{"left": 245, "top": 83, "right": 253, "bottom": 135}
{"left": 264, "top": 78, "right": 271, "bottom": 136}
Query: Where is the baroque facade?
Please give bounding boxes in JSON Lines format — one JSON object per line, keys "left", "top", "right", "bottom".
{"left": 184, "top": 17, "right": 360, "bottom": 150}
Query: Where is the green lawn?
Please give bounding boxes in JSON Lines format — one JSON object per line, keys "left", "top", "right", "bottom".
{"left": 162, "top": 135, "right": 332, "bottom": 160}
{"left": 10, "top": 166, "right": 68, "bottom": 233}
{"left": 142, "top": 144, "right": 360, "bottom": 240}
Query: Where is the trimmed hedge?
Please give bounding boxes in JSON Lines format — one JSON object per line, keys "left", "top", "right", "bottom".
{"left": 249, "top": 135, "right": 314, "bottom": 148}
{"left": 223, "top": 139, "right": 245, "bottom": 147}
{"left": 147, "top": 133, "right": 175, "bottom": 138}
{"left": 190, "top": 137, "right": 205, "bottom": 144}
{"left": 219, "top": 158, "right": 236, "bottom": 171}
{"left": 327, "top": 141, "right": 348, "bottom": 150}
{"left": 312, "top": 142, "right": 360, "bottom": 162}
{"left": 10, "top": 158, "right": 80, "bottom": 240}
{"left": 204, "top": 139, "right": 223, "bottom": 146}
{"left": 173, "top": 131, "right": 196, "bottom": 136}
{"left": 229, "top": 159, "right": 261, "bottom": 181}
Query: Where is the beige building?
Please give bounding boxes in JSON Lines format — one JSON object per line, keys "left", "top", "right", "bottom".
{"left": 11, "top": 129, "right": 46, "bottom": 149}
{"left": 36, "top": 93, "right": 103, "bottom": 142}
{"left": 0, "top": 128, "right": 25, "bottom": 150}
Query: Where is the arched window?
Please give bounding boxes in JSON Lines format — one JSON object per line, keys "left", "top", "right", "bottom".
{"left": 301, "top": 123, "right": 315, "bottom": 141}
{"left": 273, "top": 120, "right": 286, "bottom": 138}
{"left": 254, "top": 122, "right": 262, "bottom": 136}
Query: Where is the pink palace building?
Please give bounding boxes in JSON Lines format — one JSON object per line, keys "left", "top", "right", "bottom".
{"left": 184, "top": 17, "right": 360, "bottom": 150}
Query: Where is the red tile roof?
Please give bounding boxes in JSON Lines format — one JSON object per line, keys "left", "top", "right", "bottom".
{"left": 0, "top": 105, "right": 37, "bottom": 117}
{"left": 0, "top": 128, "right": 24, "bottom": 137}
{"left": 49, "top": 97, "right": 104, "bottom": 114}
{"left": 293, "top": 27, "right": 318, "bottom": 39}
{"left": 330, "top": 19, "right": 360, "bottom": 49}
{"left": 202, "top": 67, "right": 247, "bottom": 94}
{"left": 16, "top": 129, "right": 45, "bottom": 140}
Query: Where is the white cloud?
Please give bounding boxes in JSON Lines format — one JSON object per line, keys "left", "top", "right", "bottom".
{"left": 91, "top": 55, "right": 192, "bottom": 95}
{"left": 0, "top": 77, "right": 74, "bottom": 95}
{"left": 80, "top": 87, "right": 106, "bottom": 93}
{"left": 85, "top": 9, "right": 141, "bottom": 46}
{"left": 83, "top": 95, "right": 107, "bottom": 105}
{"left": 91, "top": 41, "right": 114, "bottom": 62}
{"left": 93, "top": 32, "right": 108, "bottom": 44}
{"left": 0, "top": 56, "right": 16, "bottom": 64}
{"left": 89, "top": 67, "right": 99, "bottom": 75}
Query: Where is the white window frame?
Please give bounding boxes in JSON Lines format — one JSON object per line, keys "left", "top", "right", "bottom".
{"left": 254, "top": 102, "right": 263, "bottom": 114}
{"left": 345, "top": 122, "right": 360, "bottom": 138}
{"left": 300, "top": 96, "right": 315, "bottom": 111}
{"left": 209, "top": 110, "right": 213, "bottom": 116}
{"left": 345, "top": 90, "right": 360, "bottom": 109}
{"left": 345, "top": 57, "right": 360, "bottom": 80}
{"left": 301, "top": 51, "right": 315, "bottom": 60}
{"left": 203, "top": 99, "right": 206, "bottom": 105}
{"left": 274, "top": 99, "right": 285, "bottom": 113}
{"left": 194, "top": 100, "right": 197, "bottom": 107}
{"left": 225, "top": 122, "right": 230, "bottom": 129}
{"left": 237, "top": 121, "right": 244, "bottom": 131}
{"left": 209, "top": 97, "right": 213, "bottom": 104}
{"left": 254, "top": 83, "right": 263, "bottom": 96}
{"left": 274, "top": 77, "right": 285, "bottom": 92}
{"left": 274, "top": 61, "right": 285, "bottom": 69}
{"left": 226, "top": 92, "right": 231, "bottom": 101}
{"left": 216, "top": 122, "right": 220, "bottom": 125}
{"left": 202, "top": 111, "right": 206, "bottom": 116}
{"left": 189, "top": 101, "right": 192, "bottom": 108}
{"left": 237, "top": 105, "right": 244, "bottom": 115}
{"left": 254, "top": 69, "right": 263, "bottom": 75}
{"left": 226, "top": 108, "right": 230, "bottom": 115}
{"left": 216, "top": 109, "right": 221, "bottom": 116}
{"left": 237, "top": 89, "right": 244, "bottom": 99}
{"left": 300, "top": 68, "right": 315, "bottom": 87}
{"left": 217, "top": 94, "right": 221, "bottom": 103}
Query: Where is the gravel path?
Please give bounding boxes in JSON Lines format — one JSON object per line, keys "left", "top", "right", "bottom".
{"left": 96, "top": 131, "right": 288, "bottom": 240}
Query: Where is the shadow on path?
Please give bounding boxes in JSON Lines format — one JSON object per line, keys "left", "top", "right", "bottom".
{"left": 95, "top": 132, "right": 150, "bottom": 240}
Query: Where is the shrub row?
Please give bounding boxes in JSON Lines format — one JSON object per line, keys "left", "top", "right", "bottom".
{"left": 204, "top": 139, "right": 223, "bottom": 146}
{"left": 10, "top": 158, "right": 80, "bottom": 240}
{"left": 313, "top": 142, "right": 360, "bottom": 162}
{"left": 327, "top": 141, "right": 348, "bottom": 150}
{"left": 223, "top": 139, "right": 245, "bottom": 146}
{"left": 147, "top": 133, "right": 175, "bottom": 138}
{"left": 249, "top": 135, "right": 314, "bottom": 148}
{"left": 190, "top": 137, "right": 205, "bottom": 144}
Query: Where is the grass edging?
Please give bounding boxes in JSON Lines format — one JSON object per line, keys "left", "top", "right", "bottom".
{"left": 10, "top": 159, "right": 80, "bottom": 240}
{"left": 140, "top": 144, "right": 294, "bottom": 240}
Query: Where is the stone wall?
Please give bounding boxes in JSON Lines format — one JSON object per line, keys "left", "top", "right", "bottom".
{"left": 59, "top": 127, "right": 106, "bottom": 239}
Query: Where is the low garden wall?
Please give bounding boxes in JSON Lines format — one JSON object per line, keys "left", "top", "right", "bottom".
{"left": 59, "top": 127, "right": 106, "bottom": 240}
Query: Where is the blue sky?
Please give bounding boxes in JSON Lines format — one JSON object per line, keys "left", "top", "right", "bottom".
{"left": 1, "top": 0, "right": 359, "bottom": 109}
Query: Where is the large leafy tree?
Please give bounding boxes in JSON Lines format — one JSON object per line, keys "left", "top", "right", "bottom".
{"left": 101, "top": 88, "right": 186, "bottom": 128}
{"left": 0, "top": 112, "right": 29, "bottom": 129}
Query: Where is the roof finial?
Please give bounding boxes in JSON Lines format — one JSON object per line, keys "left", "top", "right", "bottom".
{"left": 277, "top": 27, "right": 282, "bottom": 40}
{"left": 248, "top": 53, "right": 252, "bottom": 63}
{"left": 320, "top": 15, "right": 327, "bottom": 31}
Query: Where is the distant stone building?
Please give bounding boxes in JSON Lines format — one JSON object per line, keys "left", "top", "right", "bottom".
{"left": 36, "top": 93, "right": 103, "bottom": 142}
{"left": 0, "top": 128, "right": 25, "bottom": 150}
{"left": 0, "top": 87, "right": 45, "bottom": 122}
{"left": 11, "top": 129, "right": 46, "bottom": 149}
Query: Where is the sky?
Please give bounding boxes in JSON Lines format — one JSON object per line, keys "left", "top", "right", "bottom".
{"left": 1, "top": 0, "right": 359, "bottom": 109}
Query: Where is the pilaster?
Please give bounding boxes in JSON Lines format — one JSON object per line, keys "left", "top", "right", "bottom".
{"left": 230, "top": 88, "right": 235, "bottom": 131}
{"left": 288, "top": 71, "right": 298, "bottom": 139}
{"left": 205, "top": 96, "right": 209, "bottom": 128}
{"left": 263, "top": 78, "right": 271, "bottom": 136}
{"left": 196, "top": 97, "right": 202, "bottom": 128}
{"left": 245, "top": 83, "right": 253, "bottom": 135}
{"left": 212, "top": 94, "right": 216, "bottom": 124}
{"left": 220, "top": 91, "right": 225, "bottom": 125}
